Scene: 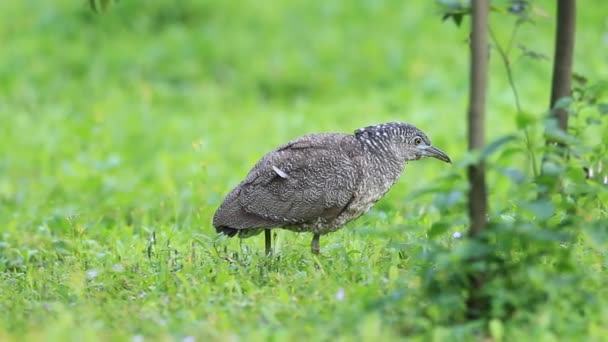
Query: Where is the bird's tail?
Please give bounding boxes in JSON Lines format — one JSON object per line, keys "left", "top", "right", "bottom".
{"left": 213, "top": 187, "right": 276, "bottom": 238}
{"left": 215, "top": 225, "right": 239, "bottom": 237}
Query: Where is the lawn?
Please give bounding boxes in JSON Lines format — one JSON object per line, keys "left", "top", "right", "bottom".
{"left": 1, "top": 1, "right": 607, "bottom": 340}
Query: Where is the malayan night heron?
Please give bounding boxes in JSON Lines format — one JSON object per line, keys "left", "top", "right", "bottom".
{"left": 213, "top": 122, "right": 451, "bottom": 255}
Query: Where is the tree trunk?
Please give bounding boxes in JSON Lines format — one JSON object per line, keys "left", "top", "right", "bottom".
{"left": 541, "top": 0, "right": 576, "bottom": 197}
{"left": 466, "top": 0, "right": 489, "bottom": 319}
{"left": 467, "top": 0, "right": 489, "bottom": 238}
{"left": 548, "top": 0, "right": 576, "bottom": 136}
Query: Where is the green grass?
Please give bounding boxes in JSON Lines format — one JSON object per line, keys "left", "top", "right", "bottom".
{"left": 1, "top": 0, "right": 607, "bottom": 340}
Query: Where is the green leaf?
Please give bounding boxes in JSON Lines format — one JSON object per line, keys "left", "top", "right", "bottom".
{"left": 522, "top": 199, "right": 555, "bottom": 220}
{"left": 450, "top": 240, "right": 491, "bottom": 260}
{"left": 442, "top": 13, "right": 465, "bottom": 27}
{"left": 89, "top": 0, "right": 115, "bottom": 12}
{"left": 406, "top": 185, "right": 446, "bottom": 201}
{"left": 428, "top": 222, "right": 450, "bottom": 238}
{"left": 543, "top": 118, "right": 577, "bottom": 145}
{"left": 516, "top": 111, "right": 535, "bottom": 129}
{"left": 480, "top": 135, "right": 518, "bottom": 160}
{"left": 455, "top": 151, "right": 480, "bottom": 167}
{"left": 552, "top": 96, "right": 573, "bottom": 110}
{"left": 517, "top": 44, "right": 549, "bottom": 61}
{"left": 597, "top": 103, "right": 608, "bottom": 115}
{"left": 497, "top": 167, "right": 526, "bottom": 184}
{"left": 498, "top": 146, "right": 525, "bottom": 159}
{"left": 434, "top": 190, "right": 464, "bottom": 210}
{"left": 540, "top": 158, "right": 566, "bottom": 177}
{"left": 584, "top": 225, "right": 608, "bottom": 251}
{"left": 572, "top": 72, "right": 588, "bottom": 86}
{"left": 489, "top": 319, "right": 504, "bottom": 342}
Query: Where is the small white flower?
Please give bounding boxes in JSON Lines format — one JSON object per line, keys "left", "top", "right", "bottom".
{"left": 452, "top": 231, "right": 463, "bottom": 239}
{"left": 336, "top": 288, "right": 345, "bottom": 301}
{"left": 86, "top": 269, "right": 99, "bottom": 280}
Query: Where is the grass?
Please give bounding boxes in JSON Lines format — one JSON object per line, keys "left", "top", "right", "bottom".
{"left": 1, "top": 0, "right": 607, "bottom": 340}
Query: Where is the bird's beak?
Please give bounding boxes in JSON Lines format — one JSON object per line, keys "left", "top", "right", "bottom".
{"left": 423, "top": 145, "right": 451, "bottom": 163}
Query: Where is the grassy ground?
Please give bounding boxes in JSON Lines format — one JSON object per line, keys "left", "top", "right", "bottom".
{"left": 1, "top": 1, "right": 607, "bottom": 340}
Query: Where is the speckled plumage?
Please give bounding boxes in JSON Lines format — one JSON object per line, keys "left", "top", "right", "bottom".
{"left": 213, "top": 122, "right": 451, "bottom": 254}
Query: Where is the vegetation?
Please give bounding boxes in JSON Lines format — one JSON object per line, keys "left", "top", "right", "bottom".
{"left": 1, "top": 1, "right": 607, "bottom": 340}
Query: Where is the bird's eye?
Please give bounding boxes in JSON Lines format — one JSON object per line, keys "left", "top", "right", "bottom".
{"left": 414, "top": 137, "right": 422, "bottom": 145}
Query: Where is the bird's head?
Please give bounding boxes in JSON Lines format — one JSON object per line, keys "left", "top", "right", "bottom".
{"left": 354, "top": 122, "right": 451, "bottom": 163}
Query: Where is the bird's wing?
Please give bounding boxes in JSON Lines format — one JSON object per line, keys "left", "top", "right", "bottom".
{"left": 237, "top": 134, "right": 360, "bottom": 224}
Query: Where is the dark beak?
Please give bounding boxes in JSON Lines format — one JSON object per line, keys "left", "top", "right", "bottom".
{"left": 425, "top": 145, "right": 451, "bottom": 163}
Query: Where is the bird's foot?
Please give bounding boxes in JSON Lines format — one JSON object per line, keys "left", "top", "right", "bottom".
{"left": 311, "top": 233, "right": 320, "bottom": 255}
{"left": 265, "top": 229, "right": 272, "bottom": 256}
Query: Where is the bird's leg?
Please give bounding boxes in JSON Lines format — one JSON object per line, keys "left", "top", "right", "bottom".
{"left": 265, "top": 229, "right": 272, "bottom": 256}
{"left": 311, "top": 233, "right": 320, "bottom": 254}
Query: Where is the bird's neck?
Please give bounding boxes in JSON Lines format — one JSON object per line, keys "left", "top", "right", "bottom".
{"left": 362, "top": 147, "right": 407, "bottom": 186}
{"left": 354, "top": 135, "right": 407, "bottom": 186}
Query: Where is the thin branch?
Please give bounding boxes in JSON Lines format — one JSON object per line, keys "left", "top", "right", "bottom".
{"left": 489, "top": 28, "right": 522, "bottom": 114}
{"left": 489, "top": 25, "right": 538, "bottom": 177}
{"left": 505, "top": 19, "right": 522, "bottom": 56}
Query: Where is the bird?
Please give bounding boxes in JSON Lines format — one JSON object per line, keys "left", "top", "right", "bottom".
{"left": 212, "top": 122, "right": 451, "bottom": 255}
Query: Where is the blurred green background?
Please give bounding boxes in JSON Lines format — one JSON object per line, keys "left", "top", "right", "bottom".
{"left": 0, "top": 0, "right": 607, "bottom": 340}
